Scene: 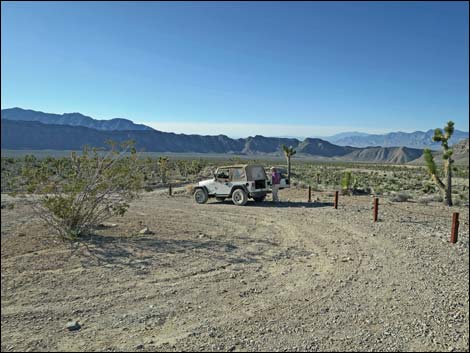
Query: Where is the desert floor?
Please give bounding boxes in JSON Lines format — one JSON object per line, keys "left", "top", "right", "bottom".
{"left": 1, "top": 187, "right": 469, "bottom": 352}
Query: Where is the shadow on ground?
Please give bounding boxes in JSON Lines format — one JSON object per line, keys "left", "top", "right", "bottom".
{"left": 208, "top": 200, "right": 334, "bottom": 208}
{"left": 75, "top": 232, "right": 286, "bottom": 270}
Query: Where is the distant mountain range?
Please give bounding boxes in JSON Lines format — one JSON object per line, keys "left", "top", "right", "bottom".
{"left": 323, "top": 129, "right": 468, "bottom": 150}
{"left": 1, "top": 108, "right": 469, "bottom": 164}
{"left": 323, "top": 131, "right": 371, "bottom": 142}
{"left": 0, "top": 119, "right": 422, "bottom": 164}
{"left": 4, "top": 108, "right": 468, "bottom": 150}
{"left": 1, "top": 107, "right": 153, "bottom": 131}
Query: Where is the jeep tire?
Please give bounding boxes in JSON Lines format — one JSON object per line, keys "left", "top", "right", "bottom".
{"left": 194, "top": 188, "right": 208, "bottom": 204}
{"left": 232, "top": 189, "right": 248, "bottom": 206}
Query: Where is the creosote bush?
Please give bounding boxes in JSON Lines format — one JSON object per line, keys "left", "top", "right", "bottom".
{"left": 21, "top": 140, "right": 144, "bottom": 240}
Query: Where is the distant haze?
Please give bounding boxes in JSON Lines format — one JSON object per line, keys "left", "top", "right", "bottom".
{"left": 137, "top": 121, "right": 394, "bottom": 139}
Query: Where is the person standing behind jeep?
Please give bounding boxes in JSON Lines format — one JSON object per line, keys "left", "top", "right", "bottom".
{"left": 271, "top": 167, "right": 281, "bottom": 202}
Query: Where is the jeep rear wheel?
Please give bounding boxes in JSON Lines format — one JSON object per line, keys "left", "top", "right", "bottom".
{"left": 194, "top": 188, "right": 208, "bottom": 204}
{"left": 232, "top": 189, "right": 248, "bottom": 206}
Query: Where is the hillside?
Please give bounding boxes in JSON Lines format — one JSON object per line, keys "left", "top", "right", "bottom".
{"left": 452, "top": 138, "right": 470, "bottom": 164}
{"left": 409, "top": 138, "right": 470, "bottom": 166}
{"left": 341, "top": 146, "right": 424, "bottom": 164}
{"left": 1, "top": 107, "right": 153, "bottom": 131}
{"left": 0, "top": 119, "right": 246, "bottom": 153}
{"left": 242, "top": 135, "right": 299, "bottom": 154}
{"left": 296, "top": 138, "right": 356, "bottom": 157}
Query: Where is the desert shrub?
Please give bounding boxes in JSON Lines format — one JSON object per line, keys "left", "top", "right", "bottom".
{"left": 186, "top": 184, "right": 195, "bottom": 195}
{"left": 390, "top": 192, "right": 411, "bottom": 202}
{"left": 373, "top": 186, "right": 383, "bottom": 196}
{"left": 417, "top": 194, "right": 443, "bottom": 204}
{"left": 1, "top": 202, "right": 14, "bottom": 210}
{"left": 189, "top": 159, "right": 204, "bottom": 175}
{"left": 144, "top": 185, "right": 154, "bottom": 192}
{"left": 422, "top": 181, "right": 437, "bottom": 194}
{"left": 341, "top": 171, "right": 353, "bottom": 195}
{"left": 174, "top": 160, "right": 188, "bottom": 178}
{"left": 21, "top": 140, "right": 144, "bottom": 240}
{"left": 417, "top": 196, "right": 430, "bottom": 205}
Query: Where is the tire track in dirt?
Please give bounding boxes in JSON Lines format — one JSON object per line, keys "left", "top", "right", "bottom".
{"left": 2, "top": 190, "right": 468, "bottom": 352}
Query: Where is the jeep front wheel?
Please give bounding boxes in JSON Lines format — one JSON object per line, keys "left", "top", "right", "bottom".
{"left": 194, "top": 188, "right": 208, "bottom": 204}
{"left": 232, "top": 189, "right": 248, "bottom": 206}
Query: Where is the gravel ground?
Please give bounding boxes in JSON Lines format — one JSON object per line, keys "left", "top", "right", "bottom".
{"left": 1, "top": 188, "right": 469, "bottom": 352}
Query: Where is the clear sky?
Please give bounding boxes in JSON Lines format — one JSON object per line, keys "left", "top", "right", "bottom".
{"left": 1, "top": 1, "right": 469, "bottom": 137}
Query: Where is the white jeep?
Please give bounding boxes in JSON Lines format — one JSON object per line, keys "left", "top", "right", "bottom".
{"left": 193, "top": 164, "right": 270, "bottom": 206}
{"left": 193, "top": 164, "right": 290, "bottom": 206}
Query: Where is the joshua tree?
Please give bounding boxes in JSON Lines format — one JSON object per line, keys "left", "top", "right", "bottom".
{"left": 157, "top": 156, "right": 170, "bottom": 184}
{"left": 423, "top": 121, "right": 455, "bottom": 206}
{"left": 281, "top": 144, "right": 296, "bottom": 182}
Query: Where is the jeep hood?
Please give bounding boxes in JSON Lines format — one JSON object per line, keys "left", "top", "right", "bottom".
{"left": 198, "top": 179, "right": 215, "bottom": 187}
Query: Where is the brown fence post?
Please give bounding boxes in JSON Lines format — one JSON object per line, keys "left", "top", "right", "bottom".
{"left": 334, "top": 191, "right": 338, "bottom": 209}
{"left": 450, "top": 212, "right": 459, "bottom": 244}
{"left": 308, "top": 185, "right": 312, "bottom": 203}
{"left": 169, "top": 183, "right": 172, "bottom": 196}
{"left": 373, "top": 197, "right": 379, "bottom": 222}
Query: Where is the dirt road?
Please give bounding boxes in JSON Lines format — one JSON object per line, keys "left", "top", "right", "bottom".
{"left": 1, "top": 188, "right": 469, "bottom": 351}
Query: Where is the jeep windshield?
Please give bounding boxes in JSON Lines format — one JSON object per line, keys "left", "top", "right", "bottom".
{"left": 215, "top": 168, "right": 230, "bottom": 179}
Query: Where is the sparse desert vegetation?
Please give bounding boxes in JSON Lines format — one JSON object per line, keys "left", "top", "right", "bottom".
{"left": 1, "top": 150, "right": 469, "bottom": 352}
{"left": 3, "top": 152, "right": 469, "bottom": 204}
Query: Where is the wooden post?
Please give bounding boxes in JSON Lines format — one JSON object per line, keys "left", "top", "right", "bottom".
{"left": 373, "top": 197, "right": 379, "bottom": 222}
{"left": 169, "top": 183, "right": 172, "bottom": 196}
{"left": 450, "top": 212, "right": 459, "bottom": 244}
{"left": 334, "top": 191, "right": 338, "bottom": 209}
{"left": 308, "top": 185, "right": 312, "bottom": 203}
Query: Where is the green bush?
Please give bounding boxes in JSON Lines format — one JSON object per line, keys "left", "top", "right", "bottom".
{"left": 341, "top": 171, "right": 356, "bottom": 195}
{"left": 21, "top": 140, "right": 144, "bottom": 240}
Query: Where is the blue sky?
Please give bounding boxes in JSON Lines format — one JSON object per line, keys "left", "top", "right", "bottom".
{"left": 1, "top": 1, "right": 469, "bottom": 137}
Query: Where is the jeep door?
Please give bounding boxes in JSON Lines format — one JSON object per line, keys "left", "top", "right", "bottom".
{"left": 214, "top": 168, "right": 232, "bottom": 195}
